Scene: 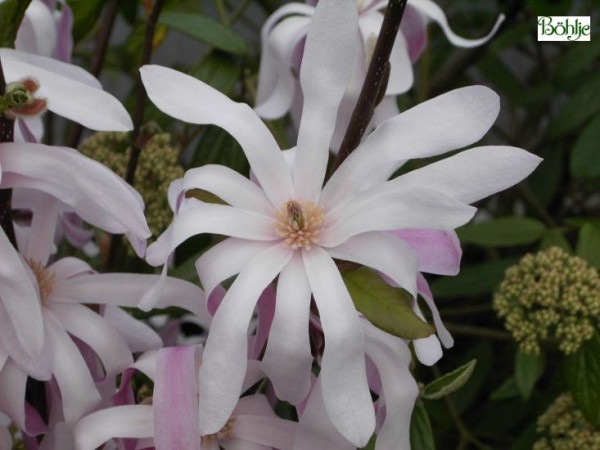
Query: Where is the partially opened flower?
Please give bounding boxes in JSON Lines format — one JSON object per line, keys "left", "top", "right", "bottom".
{"left": 140, "top": 0, "right": 539, "bottom": 446}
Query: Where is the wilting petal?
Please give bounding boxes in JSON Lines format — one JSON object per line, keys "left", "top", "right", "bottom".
{"left": 73, "top": 405, "right": 154, "bottom": 450}
{"left": 326, "top": 231, "right": 418, "bottom": 296}
{"left": 0, "top": 228, "right": 44, "bottom": 357}
{"left": 198, "top": 245, "right": 293, "bottom": 435}
{"left": 294, "top": 0, "right": 359, "bottom": 202}
{"left": 154, "top": 346, "right": 200, "bottom": 450}
{"left": 0, "top": 49, "right": 132, "bottom": 130}
{"left": 393, "top": 229, "right": 462, "bottom": 276}
{"left": 321, "top": 86, "right": 501, "bottom": 208}
{"left": 140, "top": 65, "right": 294, "bottom": 206}
{"left": 262, "top": 253, "right": 313, "bottom": 404}
{"left": 395, "top": 145, "right": 543, "bottom": 205}
{"left": 303, "top": 247, "right": 374, "bottom": 447}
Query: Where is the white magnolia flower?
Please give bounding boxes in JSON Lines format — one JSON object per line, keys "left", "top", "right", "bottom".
{"left": 140, "top": 0, "right": 539, "bottom": 446}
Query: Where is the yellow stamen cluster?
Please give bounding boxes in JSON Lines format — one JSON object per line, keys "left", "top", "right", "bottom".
{"left": 275, "top": 199, "right": 324, "bottom": 250}
{"left": 533, "top": 393, "right": 600, "bottom": 450}
{"left": 27, "top": 259, "right": 55, "bottom": 307}
{"left": 201, "top": 417, "right": 235, "bottom": 446}
{"left": 493, "top": 247, "right": 600, "bottom": 355}
{"left": 79, "top": 131, "right": 184, "bottom": 239}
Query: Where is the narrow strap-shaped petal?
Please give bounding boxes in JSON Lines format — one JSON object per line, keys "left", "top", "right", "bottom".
{"left": 410, "top": 0, "right": 505, "bottom": 48}
{"left": 411, "top": 303, "right": 443, "bottom": 366}
{"left": 182, "top": 165, "right": 274, "bottom": 215}
{"left": 140, "top": 65, "right": 294, "bottom": 207}
{"left": 392, "top": 229, "right": 462, "bottom": 276}
{"left": 321, "top": 186, "right": 476, "bottom": 248}
{"left": 25, "top": 193, "right": 60, "bottom": 265}
{"left": 47, "top": 257, "right": 93, "bottom": 283}
{"left": 146, "top": 202, "right": 278, "bottom": 267}
{"left": 232, "top": 415, "right": 296, "bottom": 449}
{"left": 198, "top": 244, "right": 293, "bottom": 435}
{"left": 0, "top": 359, "right": 28, "bottom": 430}
{"left": 303, "top": 247, "right": 375, "bottom": 447}
{"left": 293, "top": 0, "right": 359, "bottom": 201}
{"left": 326, "top": 231, "right": 418, "bottom": 296}
{"left": 262, "top": 253, "right": 313, "bottom": 405}
{"left": 0, "top": 228, "right": 44, "bottom": 357}
{"left": 154, "top": 346, "right": 200, "bottom": 450}
{"left": 321, "top": 85, "right": 501, "bottom": 209}
{"left": 393, "top": 145, "right": 543, "bottom": 205}
{"left": 73, "top": 405, "right": 154, "bottom": 450}
{"left": 103, "top": 306, "right": 163, "bottom": 353}
{"left": 418, "top": 274, "right": 453, "bottom": 348}
{"left": 16, "top": 1, "right": 58, "bottom": 57}
{"left": 48, "top": 303, "right": 133, "bottom": 376}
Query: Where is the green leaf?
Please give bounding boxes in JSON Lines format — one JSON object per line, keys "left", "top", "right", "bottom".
{"left": 576, "top": 222, "right": 600, "bottom": 269}
{"left": 549, "top": 75, "right": 600, "bottom": 138}
{"left": 360, "top": 434, "right": 376, "bottom": 450}
{"left": 490, "top": 376, "right": 519, "bottom": 401}
{"left": 189, "top": 51, "right": 241, "bottom": 95}
{"left": 190, "top": 125, "right": 249, "bottom": 174}
{"left": 539, "top": 230, "right": 572, "bottom": 252}
{"left": 457, "top": 217, "right": 546, "bottom": 247}
{"left": 430, "top": 258, "right": 518, "bottom": 298}
{"left": 0, "top": 0, "right": 32, "bottom": 47}
{"left": 67, "top": 0, "right": 104, "bottom": 42}
{"left": 159, "top": 11, "right": 246, "bottom": 55}
{"left": 342, "top": 268, "right": 434, "bottom": 340}
{"left": 570, "top": 115, "right": 600, "bottom": 180}
{"left": 422, "top": 360, "right": 477, "bottom": 400}
{"left": 565, "top": 332, "right": 600, "bottom": 426}
{"left": 555, "top": 40, "right": 600, "bottom": 81}
{"left": 515, "top": 350, "right": 544, "bottom": 401}
{"left": 410, "top": 401, "right": 436, "bottom": 450}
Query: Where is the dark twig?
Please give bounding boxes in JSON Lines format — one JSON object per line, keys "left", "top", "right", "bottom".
{"left": 67, "top": 0, "right": 121, "bottom": 149}
{"left": 0, "top": 57, "right": 17, "bottom": 247}
{"left": 329, "top": 0, "right": 408, "bottom": 175}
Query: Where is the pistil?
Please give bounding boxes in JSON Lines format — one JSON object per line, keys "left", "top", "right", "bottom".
{"left": 275, "top": 199, "right": 324, "bottom": 250}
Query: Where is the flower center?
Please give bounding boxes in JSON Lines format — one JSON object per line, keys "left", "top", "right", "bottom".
{"left": 201, "top": 417, "right": 235, "bottom": 446}
{"left": 275, "top": 199, "right": 324, "bottom": 250}
{"left": 27, "top": 260, "right": 55, "bottom": 306}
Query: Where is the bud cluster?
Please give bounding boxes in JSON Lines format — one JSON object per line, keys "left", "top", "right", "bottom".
{"left": 493, "top": 247, "right": 600, "bottom": 355}
{"left": 533, "top": 393, "right": 600, "bottom": 450}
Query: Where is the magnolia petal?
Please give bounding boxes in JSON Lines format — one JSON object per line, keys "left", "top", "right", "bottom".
{"left": 48, "top": 303, "right": 133, "bottom": 376}
{"left": 0, "top": 228, "right": 44, "bottom": 357}
{"left": 396, "top": 145, "right": 543, "bottom": 205}
{"left": 16, "top": 0, "right": 58, "bottom": 57}
{"left": 322, "top": 186, "right": 476, "bottom": 248}
{"left": 321, "top": 85, "right": 501, "bottom": 209}
{"left": 401, "top": 5, "right": 428, "bottom": 62}
{"left": 303, "top": 247, "right": 374, "bottom": 447}
{"left": 410, "top": 0, "right": 505, "bottom": 48}
{"left": 140, "top": 65, "right": 294, "bottom": 206}
{"left": 103, "top": 306, "right": 163, "bottom": 353}
{"left": 47, "top": 257, "right": 93, "bottom": 283}
{"left": 294, "top": 0, "right": 359, "bottom": 201}
{"left": 0, "top": 359, "right": 28, "bottom": 430}
{"left": 262, "top": 253, "right": 312, "bottom": 405}
{"left": 412, "top": 304, "right": 443, "bottom": 365}
{"left": 418, "top": 274, "right": 453, "bottom": 348}
{"left": 326, "top": 231, "right": 418, "bottom": 296}
{"left": 44, "top": 309, "right": 102, "bottom": 422}
{"left": 73, "top": 405, "right": 154, "bottom": 450}
{"left": 198, "top": 244, "right": 293, "bottom": 435}
{"left": 25, "top": 193, "right": 60, "bottom": 265}
{"left": 182, "top": 165, "right": 274, "bottom": 215}
{"left": 233, "top": 415, "right": 296, "bottom": 449}
{"left": 393, "top": 229, "right": 462, "bottom": 276}
{"left": 154, "top": 346, "right": 200, "bottom": 450}
{"left": 145, "top": 202, "right": 278, "bottom": 267}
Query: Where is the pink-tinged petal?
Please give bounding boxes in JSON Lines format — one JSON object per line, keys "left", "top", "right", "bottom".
{"left": 221, "top": 440, "right": 268, "bottom": 450}
{"left": 198, "top": 245, "right": 293, "bottom": 435}
{"left": 232, "top": 415, "right": 296, "bottom": 449}
{"left": 393, "top": 229, "right": 462, "bottom": 276}
{"left": 44, "top": 309, "right": 102, "bottom": 421}
{"left": 250, "top": 286, "right": 276, "bottom": 360}
{"left": 154, "top": 346, "right": 200, "bottom": 450}
{"left": 326, "top": 231, "right": 418, "bottom": 296}
{"left": 0, "top": 50, "right": 132, "bottom": 131}
{"left": 24, "top": 403, "right": 46, "bottom": 436}
{"left": 52, "top": 273, "right": 208, "bottom": 322}
{"left": 73, "top": 405, "right": 154, "bottom": 450}
{"left": 182, "top": 165, "right": 274, "bottom": 215}
{"left": 16, "top": 1, "right": 58, "bottom": 57}
{"left": 303, "top": 247, "right": 374, "bottom": 447}
{"left": 52, "top": 1, "right": 73, "bottom": 62}
{"left": 364, "top": 334, "right": 417, "bottom": 450}
{"left": 16, "top": 116, "right": 44, "bottom": 143}
{"left": 396, "top": 145, "right": 543, "bottom": 205}
{"left": 294, "top": 0, "right": 359, "bottom": 202}
{"left": 0, "top": 143, "right": 150, "bottom": 247}
{"left": 418, "top": 274, "right": 453, "bottom": 348}
{"left": 255, "top": 15, "right": 311, "bottom": 119}
{"left": 401, "top": 5, "right": 427, "bottom": 62}
{"left": 262, "top": 253, "right": 312, "bottom": 404}
{"left": 322, "top": 186, "right": 476, "bottom": 248}
{"left": 104, "top": 306, "right": 163, "bottom": 353}
{"left": 232, "top": 395, "right": 274, "bottom": 417}
{"left": 0, "top": 228, "right": 44, "bottom": 357}
{"left": 58, "top": 213, "right": 95, "bottom": 250}
{"left": 321, "top": 86, "right": 501, "bottom": 209}
{"left": 145, "top": 202, "right": 278, "bottom": 267}
{"left": 0, "top": 359, "right": 28, "bottom": 431}
{"left": 412, "top": 303, "right": 443, "bottom": 365}
{"left": 25, "top": 193, "right": 60, "bottom": 264}
{"left": 293, "top": 378, "right": 354, "bottom": 450}
{"left": 410, "top": 0, "right": 505, "bottom": 47}
{"left": 140, "top": 65, "right": 293, "bottom": 206}
{"left": 48, "top": 303, "right": 133, "bottom": 376}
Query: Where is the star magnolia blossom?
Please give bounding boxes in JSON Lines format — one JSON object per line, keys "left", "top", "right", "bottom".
{"left": 140, "top": 0, "right": 539, "bottom": 445}
{"left": 256, "top": 0, "right": 504, "bottom": 150}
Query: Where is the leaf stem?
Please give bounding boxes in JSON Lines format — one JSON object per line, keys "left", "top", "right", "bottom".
{"left": 329, "top": 0, "right": 408, "bottom": 175}
{"left": 0, "top": 57, "right": 17, "bottom": 248}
